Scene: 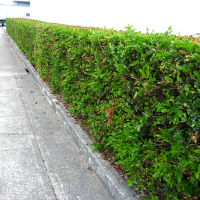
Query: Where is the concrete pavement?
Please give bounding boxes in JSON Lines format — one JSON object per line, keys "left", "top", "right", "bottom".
{"left": 0, "top": 27, "right": 113, "bottom": 200}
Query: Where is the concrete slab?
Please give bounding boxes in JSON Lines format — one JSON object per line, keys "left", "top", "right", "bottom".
{"left": 0, "top": 94, "right": 26, "bottom": 116}
{"left": 0, "top": 27, "right": 113, "bottom": 200}
{"left": 0, "top": 77, "right": 20, "bottom": 92}
{"left": 49, "top": 168, "right": 113, "bottom": 200}
{"left": 0, "top": 115, "right": 32, "bottom": 134}
{"left": 0, "top": 133, "right": 56, "bottom": 200}
{"left": 36, "top": 129, "right": 85, "bottom": 168}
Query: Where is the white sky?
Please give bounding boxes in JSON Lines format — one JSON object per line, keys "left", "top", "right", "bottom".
{"left": 30, "top": 0, "right": 200, "bottom": 35}
{"left": 0, "top": 0, "right": 14, "bottom": 5}
{"left": 0, "top": 0, "right": 30, "bottom": 18}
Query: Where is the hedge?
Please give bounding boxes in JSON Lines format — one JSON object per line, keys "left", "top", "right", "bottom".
{"left": 6, "top": 18, "right": 200, "bottom": 199}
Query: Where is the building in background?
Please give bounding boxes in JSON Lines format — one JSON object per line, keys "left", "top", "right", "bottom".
{"left": 30, "top": 0, "right": 200, "bottom": 36}
{"left": 0, "top": 0, "right": 30, "bottom": 21}
{"left": 13, "top": 0, "right": 30, "bottom": 17}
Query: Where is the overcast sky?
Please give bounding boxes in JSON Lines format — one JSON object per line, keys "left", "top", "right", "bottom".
{"left": 30, "top": 0, "right": 200, "bottom": 35}
{"left": 0, "top": 0, "right": 13, "bottom": 4}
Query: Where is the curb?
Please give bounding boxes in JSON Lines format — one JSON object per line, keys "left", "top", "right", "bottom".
{"left": 7, "top": 32, "right": 138, "bottom": 200}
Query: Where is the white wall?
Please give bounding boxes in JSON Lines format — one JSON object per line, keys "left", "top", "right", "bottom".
{"left": 0, "top": 0, "right": 30, "bottom": 19}
{"left": 31, "top": 0, "right": 200, "bottom": 35}
{"left": 8, "top": 6, "right": 30, "bottom": 18}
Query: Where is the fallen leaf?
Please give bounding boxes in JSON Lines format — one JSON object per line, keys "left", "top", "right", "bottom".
{"left": 180, "top": 50, "right": 189, "bottom": 55}
{"left": 102, "top": 57, "right": 108, "bottom": 63}
{"left": 86, "top": 166, "right": 93, "bottom": 171}
{"left": 106, "top": 107, "right": 115, "bottom": 125}
{"left": 192, "top": 136, "right": 197, "bottom": 144}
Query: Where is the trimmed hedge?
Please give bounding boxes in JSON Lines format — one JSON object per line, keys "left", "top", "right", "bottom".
{"left": 7, "top": 18, "right": 200, "bottom": 199}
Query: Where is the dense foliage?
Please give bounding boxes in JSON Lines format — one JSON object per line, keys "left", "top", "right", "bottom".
{"left": 7, "top": 18, "right": 200, "bottom": 199}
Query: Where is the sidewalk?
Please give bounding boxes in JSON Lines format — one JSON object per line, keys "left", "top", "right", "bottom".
{"left": 0, "top": 28, "right": 113, "bottom": 200}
